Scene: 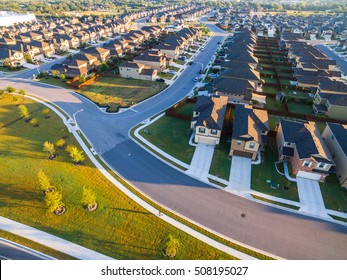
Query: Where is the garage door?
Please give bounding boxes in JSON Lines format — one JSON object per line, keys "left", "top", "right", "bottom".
{"left": 196, "top": 136, "right": 217, "bottom": 145}
{"left": 232, "top": 150, "right": 253, "bottom": 159}
{"left": 297, "top": 171, "right": 321, "bottom": 181}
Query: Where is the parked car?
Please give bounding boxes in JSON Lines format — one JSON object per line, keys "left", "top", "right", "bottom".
{"left": 194, "top": 77, "right": 199, "bottom": 82}
{"left": 208, "top": 73, "right": 218, "bottom": 79}
{"left": 179, "top": 56, "right": 186, "bottom": 61}
{"left": 188, "top": 61, "right": 194, "bottom": 65}
{"left": 156, "top": 78, "right": 165, "bottom": 83}
{"left": 168, "top": 70, "right": 176, "bottom": 75}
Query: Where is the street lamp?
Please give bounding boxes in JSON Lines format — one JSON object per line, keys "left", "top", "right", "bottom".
{"left": 35, "top": 60, "right": 40, "bottom": 74}
{"left": 72, "top": 109, "right": 84, "bottom": 131}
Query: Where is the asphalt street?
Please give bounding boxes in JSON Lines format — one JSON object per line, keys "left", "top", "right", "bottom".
{"left": 1, "top": 23, "right": 347, "bottom": 259}
{"left": 0, "top": 240, "right": 52, "bottom": 260}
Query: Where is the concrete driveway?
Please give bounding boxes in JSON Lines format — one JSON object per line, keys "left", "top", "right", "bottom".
{"left": 297, "top": 177, "right": 330, "bottom": 219}
{"left": 227, "top": 156, "right": 252, "bottom": 196}
{"left": 186, "top": 143, "right": 214, "bottom": 180}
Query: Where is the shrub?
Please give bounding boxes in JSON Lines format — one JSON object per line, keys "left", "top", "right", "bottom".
{"left": 43, "top": 141, "right": 56, "bottom": 158}
{"left": 82, "top": 187, "right": 97, "bottom": 209}
{"left": 18, "top": 104, "right": 30, "bottom": 119}
{"left": 45, "top": 190, "right": 63, "bottom": 213}
{"left": 42, "top": 108, "right": 50, "bottom": 115}
{"left": 165, "top": 235, "right": 180, "bottom": 258}
{"left": 6, "top": 86, "right": 16, "bottom": 93}
{"left": 29, "top": 118, "right": 39, "bottom": 126}
{"left": 66, "top": 145, "right": 85, "bottom": 164}
{"left": 60, "top": 74, "right": 65, "bottom": 80}
{"left": 79, "top": 75, "right": 86, "bottom": 83}
{"left": 55, "top": 139, "right": 66, "bottom": 149}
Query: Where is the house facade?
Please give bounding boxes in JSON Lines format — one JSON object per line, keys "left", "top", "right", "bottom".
{"left": 322, "top": 123, "right": 347, "bottom": 188}
{"left": 190, "top": 95, "right": 228, "bottom": 145}
{"left": 276, "top": 119, "right": 334, "bottom": 182}
{"left": 229, "top": 105, "right": 269, "bottom": 160}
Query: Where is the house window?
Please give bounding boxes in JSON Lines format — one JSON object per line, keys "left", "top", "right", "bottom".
{"left": 249, "top": 143, "right": 255, "bottom": 149}
{"left": 199, "top": 127, "right": 205, "bottom": 134}
{"left": 211, "top": 129, "right": 217, "bottom": 135}
{"left": 318, "top": 163, "right": 325, "bottom": 169}
{"left": 237, "top": 140, "right": 242, "bottom": 145}
{"left": 303, "top": 161, "right": 311, "bottom": 167}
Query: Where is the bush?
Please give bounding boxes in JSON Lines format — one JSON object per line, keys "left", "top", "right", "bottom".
{"left": 165, "top": 235, "right": 180, "bottom": 258}
{"left": 6, "top": 86, "right": 16, "bottom": 93}
{"left": 42, "top": 108, "right": 50, "bottom": 115}
{"left": 79, "top": 75, "right": 86, "bottom": 83}
{"left": 55, "top": 139, "right": 66, "bottom": 149}
{"left": 29, "top": 118, "right": 39, "bottom": 126}
{"left": 60, "top": 74, "right": 65, "bottom": 80}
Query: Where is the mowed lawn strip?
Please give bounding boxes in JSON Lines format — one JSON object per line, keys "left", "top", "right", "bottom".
{"left": 0, "top": 94, "right": 233, "bottom": 260}
{"left": 78, "top": 77, "right": 167, "bottom": 112}
{"left": 209, "top": 139, "right": 231, "bottom": 181}
{"left": 251, "top": 136, "right": 299, "bottom": 202}
{"left": 320, "top": 175, "right": 347, "bottom": 212}
{"left": 0, "top": 229, "right": 76, "bottom": 260}
{"left": 139, "top": 115, "right": 195, "bottom": 165}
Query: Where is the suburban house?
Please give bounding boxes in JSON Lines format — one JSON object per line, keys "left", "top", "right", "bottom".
{"left": 152, "top": 42, "right": 180, "bottom": 60}
{"left": 276, "top": 119, "right": 334, "bottom": 182}
{"left": 119, "top": 61, "right": 157, "bottom": 81}
{"left": 313, "top": 78, "right": 347, "bottom": 121}
{"left": 82, "top": 47, "right": 110, "bottom": 62}
{"left": 0, "top": 48, "right": 26, "bottom": 67}
{"left": 322, "top": 123, "right": 347, "bottom": 188}
{"left": 229, "top": 104, "right": 269, "bottom": 160}
{"left": 29, "top": 40, "right": 55, "bottom": 57}
{"left": 133, "top": 50, "right": 169, "bottom": 73}
{"left": 190, "top": 95, "right": 228, "bottom": 145}
{"left": 213, "top": 77, "right": 255, "bottom": 103}
{"left": 64, "top": 60, "right": 89, "bottom": 78}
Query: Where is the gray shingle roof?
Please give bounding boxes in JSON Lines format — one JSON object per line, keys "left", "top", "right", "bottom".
{"left": 327, "top": 122, "right": 347, "bottom": 157}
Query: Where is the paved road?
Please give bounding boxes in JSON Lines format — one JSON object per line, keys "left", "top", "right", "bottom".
{"left": 0, "top": 239, "right": 52, "bottom": 260}
{"left": 316, "top": 44, "right": 347, "bottom": 74}
{"left": 1, "top": 24, "right": 347, "bottom": 259}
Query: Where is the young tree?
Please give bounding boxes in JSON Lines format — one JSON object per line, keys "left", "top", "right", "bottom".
{"left": 79, "top": 75, "right": 86, "bottom": 83}
{"left": 55, "top": 139, "right": 66, "bottom": 149}
{"left": 18, "top": 104, "right": 30, "bottom": 120}
{"left": 51, "top": 70, "right": 59, "bottom": 78}
{"left": 165, "top": 235, "right": 180, "bottom": 258}
{"left": 18, "top": 88, "right": 26, "bottom": 98}
{"left": 66, "top": 145, "right": 85, "bottom": 164}
{"left": 45, "top": 190, "right": 63, "bottom": 213}
{"left": 43, "top": 141, "right": 56, "bottom": 159}
{"left": 6, "top": 86, "right": 16, "bottom": 93}
{"left": 29, "top": 118, "right": 39, "bottom": 127}
{"left": 37, "top": 170, "right": 54, "bottom": 193}
{"left": 81, "top": 187, "right": 97, "bottom": 210}
{"left": 60, "top": 73, "right": 65, "bottom": 80}
{"left": 42, "top": 108, "right": 50, "bottom": 115}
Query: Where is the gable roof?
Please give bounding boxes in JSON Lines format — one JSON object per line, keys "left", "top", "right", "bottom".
{"left": 232, "top": 104, "right": 269, "bottom": 144}
{"left": 327, "top": 123, "right": 347, "bottom": 157}
{"left": 193, "top": 95, "right": 228, "bottom": 130}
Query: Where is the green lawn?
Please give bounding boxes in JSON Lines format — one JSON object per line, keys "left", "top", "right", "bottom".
{"left": 0, "top": 93, "right": 233, "bottom": 260}
{"left": 209, "top": 139, "right": 231, "bottom": 181}
{"left": 158, "top": 73, "right": 174, "bottom": 80}
{"left": 287, "top": 102, "right": 313, "bottom": 115}
{"left": 168, "top": 66, "right": 180, "bottom": 72}
{"left": 280, "top": 79, "right": 293, "bottom": 86}
{"left": 251, "top": 136, "right": 299, "bottom": 202}
{"left": 174, "top": 59, "right": 185, "bottom": 65}
{"left": 320, "top": 175, "right": 347, "bottom": 212}
{"left": 259, "top": 63, "right": 274, "bottom": 68}
{"left": 174, "top": 102, "right": 195, "bottom": 116}
{"left": 38, "top": 76, "right": 70, "bottom": 88}
{"left": 263, "top": 77, "right": 278, "bottom": 84}
{"left": 78, "top": 77, "right": 167, "bottom": 112}
{"left": 139, "top": 115, "right": 195, "bottom": 165}
{"left": 265, "top": 97, "right": 286, "bottom": 111}
{"left": 262, "top": 85, "right": 280, "bottom": 95}
{"left": 260, "top": 70, "right": 276, "bottom": 76}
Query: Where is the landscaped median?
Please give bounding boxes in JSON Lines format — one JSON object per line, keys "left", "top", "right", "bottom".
{"left": 0, "top": 92, "right": 234, "bottom": 260}
{"left": 38, "top": 75, "right": 167, "bottom": 112}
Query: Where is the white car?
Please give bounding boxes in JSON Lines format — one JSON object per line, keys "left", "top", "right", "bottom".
{"left": 194, "top": 77, "right": 199, "bottom": 82}
{"left": 168, "top": 70, "right": 176, "bottom": 75}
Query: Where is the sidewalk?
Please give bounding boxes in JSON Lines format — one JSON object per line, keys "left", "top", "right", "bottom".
{"left": 15, "top": 93, "right": 262, "bottom": 260}
{"left": 0, "top": 216, "right": 113, "bottom": 260}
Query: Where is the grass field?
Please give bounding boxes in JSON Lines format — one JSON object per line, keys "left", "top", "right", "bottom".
{"left": 320, "top": 175, "right": 347, "bottom": 212}
{"left": 209, "top": 139, "right": 231, "bottom": 181}
{"left": 38, "top": 76, "right": 69, "bottom": 88}
{"left": 0, "top": 93, "right": 233, "bottom": 260}
{"left": 139, "top": 115, "right": 195, "bottom": 165}
{"left": 251, "top": 136, "right": 299, "bottom": 202}
{"left": 158, "top": 73, "right": 174, "bottom": 80}
{"left": 262, "top": 85, "right": 280, "bottom": 95}
{"left": 287, "top": 102, "right": 313, "bottom": 115}
{"left": 174, "top": 102, "right": 195, "bottom": 116}
{"left": 265, "top": 97, "right": 286, "bottom": 111}
{"left": 78, "top": 77, "right": 167, "bottom": 112}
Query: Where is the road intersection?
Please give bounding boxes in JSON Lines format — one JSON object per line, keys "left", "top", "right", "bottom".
{"left": 1, "top": 24, "right": 347, "bottom": 260}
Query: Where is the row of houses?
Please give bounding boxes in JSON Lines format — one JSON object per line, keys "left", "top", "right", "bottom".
{"left": 280, "top": 33, "right": 347, "bottom": 121}
{"left": 213, "top": 30, "right": 262, "bottom": 104}
{"left": 0, "top": 3, "right": 195, "bottom": 68}
{"left": 119, "top": 27, "right": 202, "bottom": 81}
{"left": 191, "top": 96, "right": 347, "bottom": 187}
{"left": 52, "top": 25, "right": 165, "bottom": 78}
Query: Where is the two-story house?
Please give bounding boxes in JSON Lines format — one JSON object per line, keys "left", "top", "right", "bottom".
{"left": 322, "top": 123, "right": 347, "bottom": 188}
{"left": 229, "top": 104, "right": 269, "bottom": 160}
{"left": 133, "top": 50, "right": 169, "bottom": 73}
{"left": 190, "top": 95, "right": 228, "bottom": 145}
{"left": 276, "top": 119, "right": 334, "bottom": 182}
{"left": 119, "top": 61, "right": 157, "bottom": 81}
